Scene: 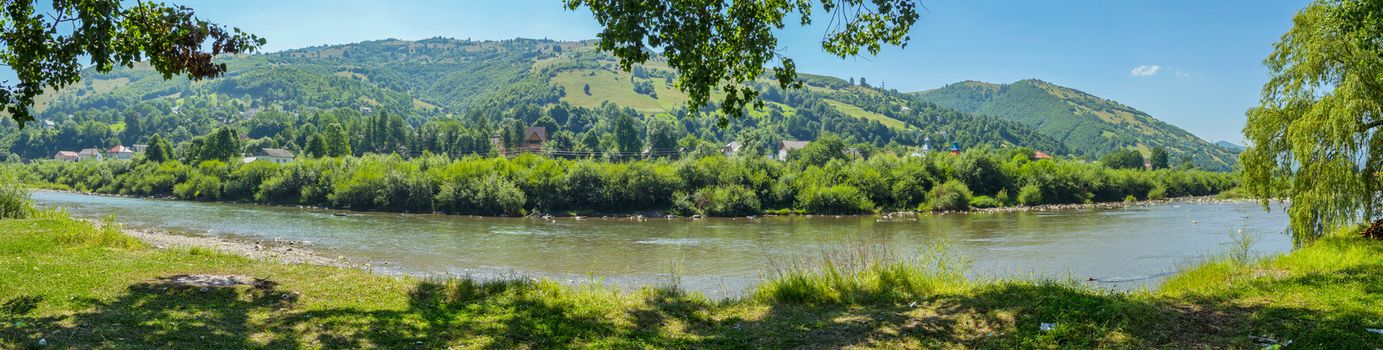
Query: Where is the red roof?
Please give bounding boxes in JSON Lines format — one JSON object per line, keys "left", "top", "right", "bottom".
{"left": 108, "top": 145, "right": 133, "bottom": 153}
{"left": 1033, "top": 151, "right": 1054, "bottom": 159}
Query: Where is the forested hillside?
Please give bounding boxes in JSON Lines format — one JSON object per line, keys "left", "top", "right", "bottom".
{"left": 1, "top": 38, "right": 1225, "bottom": 168}
{"left": 913, "top": 79, "right": 1236, "bottom": 170}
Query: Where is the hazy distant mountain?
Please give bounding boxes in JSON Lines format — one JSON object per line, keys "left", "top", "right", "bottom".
{"left": 912, "top": 79, "right": 1236, "bottom": 170}
{"left": 1214, "top": 141, "right": 1246, "bottom": 153}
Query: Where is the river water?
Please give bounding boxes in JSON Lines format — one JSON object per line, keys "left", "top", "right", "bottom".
{"left": 31, "top": 191, "right": 1291, "bottom": 299}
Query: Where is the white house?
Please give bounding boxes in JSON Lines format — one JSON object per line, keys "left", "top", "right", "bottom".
{"left": 106, "top": 145, "right": 135, "bottom": 160}
{"left": 76, "top": 148, "right": 103, "bottom": 161}
{"left": 722, "top": 141, "right": 742, "bottom": 157}
{"left": 244, "top": 148, "right": 295, "bottom": 164}
{"left": 777, "top": 140, "right": 810, "bottom": 161}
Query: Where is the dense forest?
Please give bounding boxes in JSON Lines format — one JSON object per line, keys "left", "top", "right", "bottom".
{"left": 0, "top": 38, "right": 1224, "bottom": 168}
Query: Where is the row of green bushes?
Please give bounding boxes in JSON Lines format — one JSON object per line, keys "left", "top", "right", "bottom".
{"left": 6, "top": 148, "right": 1236, "bottom": 216}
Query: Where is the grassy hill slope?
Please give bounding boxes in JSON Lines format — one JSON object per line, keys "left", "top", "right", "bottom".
{"left": 913, "top": 79, "right": 1236, "bottom": 170}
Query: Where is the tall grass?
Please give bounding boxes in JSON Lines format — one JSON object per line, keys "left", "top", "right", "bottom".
{"left": 0, "top": 176, "right": 35, "bottom": 219}
{"left": 52, "top": 214, "right": 144, "bottom": 250}
{"left": 755, "top": 241, "right": 971, "bottom": 305}
{"left": 1227, "top": 227, "right": 1258, "bottom": 265}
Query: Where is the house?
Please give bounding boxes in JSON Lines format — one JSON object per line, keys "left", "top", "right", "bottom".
{"left": 40, "top": 119, "right": 55, "bottom": 129}
{"left": 1032, "top": 151, "right": 1054, "bottom": 160}
{"left": 777, "top": 140, "right": 810, "bottom": 161}
{"left": 54, "top": 151, "right": 78, "bottom": 162}
{"left": 245, "top": 148, "right": 295, "bottom": 164}
{"left": 523, "top": 127, "right": 548, "bottom": 153}
{"left": 949, "top": 142, "right": 960, "bottom": 155}
{"left": 132, "top": 144, "right": 148, "bottom": 153}
{"left": 722, "top": 141, "right": 742, "bottom": 157}
{"left": 76, "top": 148, "right": 103, "bottom": 161}
{"left": 359, "top": 106, "right": 374, "bottom": 114}
{"left": 106, "top": 145, "right": 135, "bottom": 160}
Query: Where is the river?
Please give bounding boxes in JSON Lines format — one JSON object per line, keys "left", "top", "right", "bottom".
{"left": 31, "top": 191, "right": 1291, "bottom": 299}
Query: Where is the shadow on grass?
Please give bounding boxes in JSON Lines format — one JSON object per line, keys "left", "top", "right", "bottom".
{"left": 1, "top": 274, "right": 1380, "bottom": 348}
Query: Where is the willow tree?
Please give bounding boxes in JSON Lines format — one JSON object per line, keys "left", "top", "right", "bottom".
{"left": 1242, "top": 0, "right": 1383, "bottom": 243}
{"left": 566, "top": 0, "right": 919, "bottom": 123}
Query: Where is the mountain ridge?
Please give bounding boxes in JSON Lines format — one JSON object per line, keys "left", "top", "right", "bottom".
{"left": 13, "top": 38, "right": 1225, "bottom": 170}
{"left": 911, "top": 79, "right": 1236, "bottom": 170}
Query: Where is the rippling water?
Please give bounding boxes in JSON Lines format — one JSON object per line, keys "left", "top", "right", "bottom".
{"left": 32, "top": 191, "right": 1291, "bottom": 299}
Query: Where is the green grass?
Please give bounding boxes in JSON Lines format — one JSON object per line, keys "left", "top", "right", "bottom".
{"left": 823, "top": 99, "right": 908, "bottom": 130}
{"left": 2, "top": 214, "right": 1381, "bottom": 348}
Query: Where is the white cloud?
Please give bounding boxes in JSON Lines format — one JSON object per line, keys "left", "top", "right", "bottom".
{"left": 1175, "top": 71, "right": 1191, "bottom": 79}
{"left": 1130, "top": 65, "right": 1162, "bottom": 77}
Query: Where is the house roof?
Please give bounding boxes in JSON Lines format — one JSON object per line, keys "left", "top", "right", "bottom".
{"left": 55, "top": 151, "right": 78, "bottom": 157}
{"left": 1033, "top": 151, "right": 1054, "bottom": 159}
{"left": 78, "top": 148, "right": 102, "bottom": 156}
{"left": 525, "top": 127, "right": 548, "bottom": 141}
{"left": 723, "top": 141, "right": 742, "bottom": 151}
{"left": 780, "top": 141, "right": 810, "bottom": 150}
{"left": 108, "top": 145, "right": 133, "bottom": 153}
{"left": 259, "top": 148, "right": 294, "bottom": 158}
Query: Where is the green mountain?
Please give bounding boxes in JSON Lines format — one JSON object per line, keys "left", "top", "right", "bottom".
{"left": 912, "top": 79, "right": 1236, "bottom": 170}
{"left": 11, "top": 38, "right": 1072, "bottom": 160}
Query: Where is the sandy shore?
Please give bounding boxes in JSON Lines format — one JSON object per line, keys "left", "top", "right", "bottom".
{"left": 123, "top": 228, "right": 358, "bottom": 268}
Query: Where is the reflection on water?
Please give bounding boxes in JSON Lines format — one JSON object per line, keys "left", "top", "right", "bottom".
{"left": 32, "top": 191, "right": 1291, "bottom": 299}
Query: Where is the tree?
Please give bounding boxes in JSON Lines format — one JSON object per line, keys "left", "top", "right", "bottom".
{"left": 1148, "top": 147, "right": 1169, "bottom": 170}
{"left": 791, "top": 133, "right": 848, "bottom": 167}
{"left": 645, "top": 116, "right": 680, "bottom": 156}
{"left": 304, "top": 134, "right": 328, "bottom": 158}
{"left": 323, "top": 123, "right": 352, "bottom": 157}
{"left": 1099, "top": 148, "right": 1144, "bottom": 170}
{"left": 144, "top": 134, "right": 174, "bottom": 163}
{"left": 186, "top": 127, "right": 241, "bottom": 162}
{"left": 1242, "top": 0, "right": 1383, "bottom": 243}
{"left": 566, "top": 0, "right": 918, "bottom": 121}
{"left": 2, "top": 1, "right": 262, "bottom": 126}
{"left": 612, "top": 113, "right": 643, "bottom": 154}
{"left": 859, "top": 77, "right": 870, "bottom": 88}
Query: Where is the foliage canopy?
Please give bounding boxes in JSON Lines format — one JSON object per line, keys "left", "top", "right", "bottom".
{"left": 1242, "top": 0, "right": 1383, "bottom": 243}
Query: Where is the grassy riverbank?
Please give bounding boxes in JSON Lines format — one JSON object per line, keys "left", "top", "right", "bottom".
{"left": 2, "top": 214, "right": 1380, "bottom": 348}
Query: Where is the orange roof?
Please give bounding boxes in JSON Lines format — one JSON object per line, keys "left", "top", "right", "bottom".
{"left": 108, "top": 145, "right": 133, "bottom": 153}
{"left": 1033, "top": 151, "right": 1054, "bottom": 159}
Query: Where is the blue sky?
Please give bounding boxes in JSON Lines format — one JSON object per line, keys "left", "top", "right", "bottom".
{"left": 31, "top": 1, "right": 1314, "bottom": 143}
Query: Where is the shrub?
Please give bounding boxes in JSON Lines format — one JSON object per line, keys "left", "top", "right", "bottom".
{"left": 926, "top": 180, "right": 973, "bottom": 212}
{"left": 0, "top": 178, "right": 34, "bottom": 219}
{"left": 994, "top": 188, "right": 1012, "bottom": 206}
{"left": 799, "top": 185, "right": 875, "bottom": 215}
{"left": 690, "top": 185, "right": 762, "bottom": 216}
{"left": 1124, "top": 195, "right": 1138, "bottom": 203}
{"left": 1148, "top": 183, "right": 1168, "bottom": 200}
{"left": 172, "top": 173, "right": 222, "bottom": 201}
{"left": 435, "top": 174, "right": 526, "bottom": 216}
{"left": 969, "top": 195, "right": 1001, "bottom": 209}
{"left": 1017, "top": 183, "right": 1043, "bottom": 206}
